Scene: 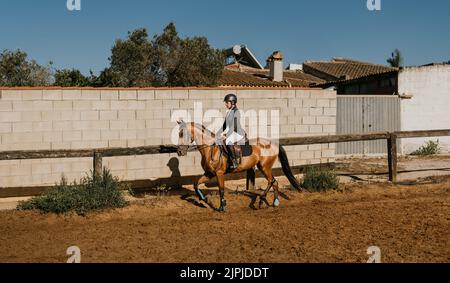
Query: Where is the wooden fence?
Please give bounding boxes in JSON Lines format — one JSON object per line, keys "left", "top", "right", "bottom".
{"left": 1, "top": 129, "right": 450, "bottom": 186}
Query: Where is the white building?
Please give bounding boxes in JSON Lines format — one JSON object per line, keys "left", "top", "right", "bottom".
{"left": 398, "top": 64, "right": 450, "bottom": 153}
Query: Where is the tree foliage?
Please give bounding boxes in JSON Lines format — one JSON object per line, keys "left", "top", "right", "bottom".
{"left": 387, "top": 49, "right": 404, "bottom": 67}
{"left": 107, "top": 23, "right": 224, "bottom": 87}
{"left": 54, "top": 68, "right": 90, "bottom": 87}
{"left": 0, "top": 49, "right": 52, "bottom": 86}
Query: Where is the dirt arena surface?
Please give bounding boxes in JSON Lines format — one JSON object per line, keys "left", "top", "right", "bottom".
{"left": 1, "top": 174, "right": 449, "bottom": 263}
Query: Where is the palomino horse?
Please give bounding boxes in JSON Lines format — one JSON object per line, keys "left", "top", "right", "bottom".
{"left": 176, "top": 120, "right": 302, "bottom": 212}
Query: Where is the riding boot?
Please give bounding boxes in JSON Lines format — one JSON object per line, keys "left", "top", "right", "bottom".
{"left": 226, "top": 145, "right": 238, "bottom": 169}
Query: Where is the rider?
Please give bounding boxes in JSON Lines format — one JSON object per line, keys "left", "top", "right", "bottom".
{"left": 216, "top": 93, "right": 247, "bottom": 169}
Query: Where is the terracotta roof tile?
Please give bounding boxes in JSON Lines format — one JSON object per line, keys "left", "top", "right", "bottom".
{"left": 303, "top": 58, "right": 398, "bottom": 82}
{"left": 219, "top": 67, "right": 324, "bottom": 88}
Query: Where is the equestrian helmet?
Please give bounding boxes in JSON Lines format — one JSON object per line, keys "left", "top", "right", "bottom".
{"left": 223, "top": 93, "right": 237, "bottom": 104}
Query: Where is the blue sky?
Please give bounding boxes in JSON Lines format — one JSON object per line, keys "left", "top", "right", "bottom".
{"left": 0, "top": 0, "right": 449, "bottom": 75}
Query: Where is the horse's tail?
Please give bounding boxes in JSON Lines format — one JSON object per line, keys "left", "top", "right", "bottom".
{"left": 278, "top": 145, "right": 302, "bottom": 191}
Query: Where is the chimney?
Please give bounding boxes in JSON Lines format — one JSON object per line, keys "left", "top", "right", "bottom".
{"left": 267, "top": 51, "right": 283, "bottom": 82}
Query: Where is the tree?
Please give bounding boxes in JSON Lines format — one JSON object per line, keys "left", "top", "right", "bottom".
{"left": 107, "top": 23, "right": 224, "bottom": 87}
{"left": 0, "top": 49, "right": 52, "bottom": 86}
{"left": 387, "top": 49, "right": 404, "bottom": 67}
{"left": 109, "top": 28, "right": 156, "bottom": 87}
{"left": 54, "top": 68, "right": 90, "bottom": 87}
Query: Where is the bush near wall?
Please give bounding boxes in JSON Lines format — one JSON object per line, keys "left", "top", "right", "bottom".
{"left": 17, "top": 168, "right": 129, "bottom": 215}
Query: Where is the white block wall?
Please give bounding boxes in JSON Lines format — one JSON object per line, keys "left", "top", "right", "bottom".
{"left": 0, "top": 88, "right": 336, "bottom": 188}
{"left": 398, "top": 65, "right": 450, "bottom": 154}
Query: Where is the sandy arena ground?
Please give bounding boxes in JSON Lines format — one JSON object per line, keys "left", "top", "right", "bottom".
{"left": 0, "top": 168, "right": 449, "bottom": 263}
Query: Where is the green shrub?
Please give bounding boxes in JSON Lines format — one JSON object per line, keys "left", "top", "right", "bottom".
{"left": 411, "top": 140, "right": 441, "bottom": 156}
{"left": 18, "top": 168, "right": 128, "bottom": 215}
{"left": 302, "top": 166, "right": 340, "bottom": 192}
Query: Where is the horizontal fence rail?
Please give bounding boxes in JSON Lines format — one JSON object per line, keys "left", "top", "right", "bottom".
{"left": 1, "top": 129, "right": 450, "bottom": 184}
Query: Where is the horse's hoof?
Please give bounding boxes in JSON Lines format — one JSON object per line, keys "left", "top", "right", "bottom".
{"left": 249, "top": 204, "right": 257, "bottom": 210}
{"left": 273, "top": 198, "right": 280, "bottom": 207}
{"left": 216, "top": 207, "right": 226, "bottom": 212}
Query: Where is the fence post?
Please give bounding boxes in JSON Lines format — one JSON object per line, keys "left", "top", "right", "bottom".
{"left": 387, "top": 133, "right": 398, "bottom": 183}
{"left": 93, "top": 152, "right": 103, "bottom": 177}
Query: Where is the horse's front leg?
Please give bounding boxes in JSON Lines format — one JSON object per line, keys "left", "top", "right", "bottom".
{"left": 216, "top": 173, "right": 227, "bottom": 212}
{"left": 194, "top": 174, "right": 214, "bottom": 209}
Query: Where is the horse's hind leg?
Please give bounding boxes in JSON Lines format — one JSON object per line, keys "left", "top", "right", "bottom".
{"left": 257, "top": 162, "right": 280, "bottom": 208}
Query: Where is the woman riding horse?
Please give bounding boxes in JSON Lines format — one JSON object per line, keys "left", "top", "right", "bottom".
{"left": 176, "top": 113, "right": 303, "bottom": 212}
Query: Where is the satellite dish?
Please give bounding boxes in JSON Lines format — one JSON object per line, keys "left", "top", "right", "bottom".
{"left": 232, "top": 45, "right": 242, "bottom": 55}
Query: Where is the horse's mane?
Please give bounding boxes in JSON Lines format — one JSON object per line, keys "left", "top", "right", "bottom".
{"left": 191, "top": 122, "right": 216, "bottom": 138}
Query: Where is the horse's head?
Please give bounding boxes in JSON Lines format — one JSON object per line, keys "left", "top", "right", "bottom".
{"left": 176, "top": 119, "right": 191, "bottom": 156}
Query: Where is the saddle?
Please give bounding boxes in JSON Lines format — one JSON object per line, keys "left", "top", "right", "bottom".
{"left": 220, "top": 138, "right": 252, "bottom": 170}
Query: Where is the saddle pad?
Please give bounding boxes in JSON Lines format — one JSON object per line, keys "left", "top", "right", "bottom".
{"left": 239, "top": 144, "right": 253, "bottom": 157}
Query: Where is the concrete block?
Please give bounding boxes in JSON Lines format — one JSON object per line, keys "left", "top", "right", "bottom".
{"left": 127, "top": 120, "right": 146, "bottom": 130}
{"left": 43, "top": 90, "right": 62, "bottom": 100}
{"left": 163, "top": 99, "right": 180, "bottom": 109}
{"left": 295, "top": 90, "right": 310, "bottom": 98}
{"left": 172, "top": 90, "right": 189, "bottom": 99}
{"left": 302, "top": 116, "right": 315, "bottom": 125}
{"left": 119, "top": 90, "right": 137, "bottom": 100}
{"left": 12, "top": 101, "right": 34, "bottom": 111}
{"left": 310, "top": 107, "right": 323, "bottom": 116}
{"left": 118, "top": 110, "right": 136, "bottom": 120}
{"left": 101, "top": 130, "right": 120, "bottom": 140}
{"left": 53, "top": 121, "right": 72, "bottom": 131}
{"left": 101, "top": 90, "right": 119, "bottom": 100}
{"left": 1, "top": 90, "right": 22, "bottom": 100}
{"left": 0, "top": 112, "right": 21, "bottom": 122}
{"left": 22, "top": 90, "right": 43, "bottom": 101}
{"left": 0, "top": 123, "right": 12, "bottom": 133}
{"left": 20, "top": 111, "right": 41, "bottom": 122}
{"left": 43, "top": 131, "right": 63, "bottom": 142}
{"left": 32, "top": 163, "right": 52, "bottom": 175}
{"left": 13, "top": 122, "right": 33, "bottom": 133}
{"left": 80, "top": 111, "right": 99, "bottom": 121}
{"left": 33, "top": 121, "right": 53, "bottom": 131}
{"left": 110, "top": 100, "right": 129, "bottom": 110}
{"left": 108, "top": 140, "right": 127, "bottom": 148}
{"left": 145, "top": 100, "right": 163, "bottom": 110}
{"left": 302, "top": 99, "right": 317, "bottom": 108}
{"left": 53, "top": 101, "right": 73, "bottom": 112}
{"left": 127, "top": 101, "right": 146, "bottom": 110}
{"left": 324, "top": 107, "right": 337, "bottom": 116}
{"left": 317, "top": 99, "right": 330, "bottom": 107}
{"left": 33, "top": 101, "right": 53, "bottom": 111}
{"left": 82, "top": 130, "right": 101, "bottom": 141}
{"left": 62, "top": 90, "right": 82, "bottom": 100}
{"left": 110, "top": 120, "right": 128, "bottom": 130}
{"left": 137, "top": 90, "right": 155, "bottom": 100}
{"left": 100, "top": 110, "right": 117, "bottom": 120}
{"left": 63, "top": 131, "right": 82, "bottom": 141}
{"left": 81, "top": 90, "right": 101, "bottom": 100}
{"left": 61, "top": 111, "right": 81, "bottom": 121}
{"left": 146, "top": 120, "right": 163, "bottom": 129}
{"left": 155, "top": 90, "right": 172, "bottom": 100}
{"left": 73, "top": 101, "right": 93, "bottom": 110}
{"left": 136, "top": 110, "right": 153, "bottom": 120}
{"left": 309, "top": 125, "right": 323, "bottom": 133}
{"left": 119, "top": 130, "right": 137, "bottom": 140}
{"left": 92, "top": 101, "right": 111, "bottom": 110}
{"left": 0, "top": 101, "right": 12, "bottom": 111}
{"left": 316, "top": 117, "right": 335, "bottom": 125}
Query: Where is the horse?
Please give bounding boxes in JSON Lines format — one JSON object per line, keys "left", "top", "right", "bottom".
{"left": 176, "top": 120, "right": 303, "bottom": 212}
